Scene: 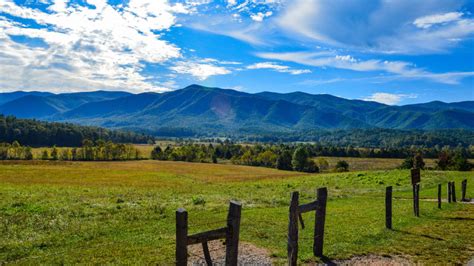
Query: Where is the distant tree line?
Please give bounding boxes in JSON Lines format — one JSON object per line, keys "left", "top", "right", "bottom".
{"left": 0, "top": 115, "right": 154, "bottom": 147}
{"left": 400, "top": 150, "right": 473, "bottom": 171}
{"left": 247, "top": 129, "right": 474, "bottom": 148}
{"left": 173, "top": 128, "right": 474, "bottom": 148}
{"left": 1, "top": 140, "right": 471, "bottom": 171}
{"left": 151, "top": 141, "right": 473, "bottom": 172}
{"left": 0, "top": 139, "right": 142, "bottom": 161}
{"left": 0, "top": 141, "right": 33, "bottom": 160}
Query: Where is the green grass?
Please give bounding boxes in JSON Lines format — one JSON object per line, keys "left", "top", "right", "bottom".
{"left": 0, "top": 160, "right": 473, "bottom": 264}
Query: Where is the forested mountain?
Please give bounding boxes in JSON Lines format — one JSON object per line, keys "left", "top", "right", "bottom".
{"left": 0, "top": 85, "right": 473, "bottom": 136}
{"left": 0, "top": 91, "right": 53, "bottom": 105}
{"left": 0, "top": 115, "right": 153, "bottom": 146}
{"left": 0, "top": 91, "right": 131, "bottom": 118}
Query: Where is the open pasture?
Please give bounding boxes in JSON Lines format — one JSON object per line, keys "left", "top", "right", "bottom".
{"left": 0, "top": 160, "right": 473, "bottom": 264}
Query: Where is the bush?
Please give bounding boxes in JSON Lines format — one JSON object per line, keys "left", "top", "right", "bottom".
{"left": 304, "top": 160, "right": 319, "bottom": 173}
{"left": 317, "top": 158, "right": 329, "bottom": 171}
{"left": 335, "top": 160, "right": 349, "bottom": 172}
{"left": 399, "top": 156, "right": 414, "bottom": 169}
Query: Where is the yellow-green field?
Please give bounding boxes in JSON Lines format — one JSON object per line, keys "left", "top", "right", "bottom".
{"left": 0, "top": 160, "right": 473, "bottom": 264}
{"left": 313, "top": 156, "right": 441, "bottom": 171}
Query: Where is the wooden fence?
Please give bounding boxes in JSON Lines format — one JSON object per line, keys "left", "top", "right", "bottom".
{"left": 288, "top": 187, "right": 328, "bottom": 266}
{"left": 176, "top": 201, "right": 241, "bottom": 266}
{"left": 176, "top": 178, "right": 468, "bottom": 265}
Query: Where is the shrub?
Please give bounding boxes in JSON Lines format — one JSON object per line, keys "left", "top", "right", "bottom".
{"left": 335, "top": 160, "right": 349, "bottom": 172}
{"left": 317, "top": 158, "right": 329, "bottom": 171}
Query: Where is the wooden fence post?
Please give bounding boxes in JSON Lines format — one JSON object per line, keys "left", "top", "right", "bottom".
{"left": 448, "top": 182, "right": 452, "bottom": 203}
{"left": 314, "top": 187, "right": 327, "bottom": 257}
{"left": 438, "top": 184, "right": 442, "bottom": 209}
{"left": 225, "top": 201, "right": 242, "bottom": 266}
{"left": 452, "top": 182, "right": 456, "bottom": 203}
{"left": 462, "top": 179, "right": 467, "bottom": 202}
{"left": 385, "top": 186, "right": 392, "bottom": 229}
{"left": 416, "top": 184, "right": 420, "bottom": 217}
{"left": 176, "top": 208, "right": 188, "bottom": 266}
{"left": 288, "top": 192, "right": 299, "bottom": 266}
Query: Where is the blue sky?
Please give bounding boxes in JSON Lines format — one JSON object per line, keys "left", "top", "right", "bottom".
{"left": 0, "top": 0, "right": 473, "bottom": 105}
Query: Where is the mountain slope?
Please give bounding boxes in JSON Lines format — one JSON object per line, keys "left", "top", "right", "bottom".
{"left": 0, "top": 85, "right": 473, "bottom": 134}
{"left": 0, "top": 91, "right": 53, "bottom": 105}
{"left": 0, "top": 91, "right": 132, "bottom": 118}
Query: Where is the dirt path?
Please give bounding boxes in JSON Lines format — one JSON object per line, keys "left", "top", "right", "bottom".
{"left": 188, "top": 240, "right": 272, "bottom": 265}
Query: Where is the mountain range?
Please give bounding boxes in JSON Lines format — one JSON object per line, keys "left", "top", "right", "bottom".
{"left": 1, "top": 85, "right": 473, "bottom": 136}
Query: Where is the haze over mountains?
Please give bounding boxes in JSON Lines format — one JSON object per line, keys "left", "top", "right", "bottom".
{"left": 1, "top": 85, "right": 473, "bottom": 135}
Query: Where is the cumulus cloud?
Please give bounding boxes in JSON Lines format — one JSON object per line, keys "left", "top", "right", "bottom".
{"left": 170, "top": 61, "right": 231, "bottom": 80}
{"left": 250, "top": 11, "right": 273, "bottom": 22}
{"left": 0, "top": 0, "right": 188, "bottom": 92}
{"left": 363, "top": 93, "right": 418, "bottom": 105}
{"left": 247, "top": 62, "right": 310, "bottom": 75}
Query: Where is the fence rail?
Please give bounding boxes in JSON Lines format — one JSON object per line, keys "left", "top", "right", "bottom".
{"left": 176, "top": 201, "right": 241, "bottom": 266}
{"left": 175, "top": 177, "right": 469, "bottom": 266}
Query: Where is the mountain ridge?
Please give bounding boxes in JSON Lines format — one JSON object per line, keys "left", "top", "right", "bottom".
{"left": 0, "top": 85, "right": 473, "bottom": 135}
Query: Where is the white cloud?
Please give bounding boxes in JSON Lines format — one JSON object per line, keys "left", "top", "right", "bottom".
{"left": 256, "top": 51, "right": 474, "bottom": 84}
{"left": 277, "top": 0, "right": 474, "bottom": 54}
{"left": 247, "top": 62, "right": 310, "bottom": 75}
{"left": 0, "top": 0, "right": 189, "bottom": 92}
{"left": 298, "top": 78, "right": 345, "bottom": 86}
{"left": 414, "top": 12, "right": 463, "bottom": 29}
{"left": 250, "top": 11, "right": 273, "bottom": 22}
{"left": 363, "top": 93, "right": 418, "bottom": 105}
{"left": 170, "top": 61, "right": 231, "bottom": 80}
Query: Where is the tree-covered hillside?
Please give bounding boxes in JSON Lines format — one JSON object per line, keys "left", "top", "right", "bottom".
{"left": 1, "top": 85, "right": 473, "bottom": 134}
{"left": 0, "top": 115, "right": 153, "bottom": 146}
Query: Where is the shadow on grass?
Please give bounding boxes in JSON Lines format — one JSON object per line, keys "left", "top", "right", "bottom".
{"left": 320, "top": 255, "right": 337, "bottom": 266}
{"left": 444, "top": 216, "right": 474, "bottom": 221}
{"left": 392, "top": 229, "right": 444, "bottom": 241}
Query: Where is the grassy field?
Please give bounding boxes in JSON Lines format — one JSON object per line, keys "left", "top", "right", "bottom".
{"left": 0, "top": 160, "right": 473, "bottom": 264}
{"left": 313, "top": 156, "right": 440, "bottom": 171}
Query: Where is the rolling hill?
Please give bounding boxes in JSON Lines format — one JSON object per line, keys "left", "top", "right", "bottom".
{"left": 0, "top": 85, "right": 473, "bottom": 135}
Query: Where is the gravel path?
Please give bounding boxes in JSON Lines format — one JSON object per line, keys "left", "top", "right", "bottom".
{"left": 188, "top": 240, "right": 272, "bottom": 265}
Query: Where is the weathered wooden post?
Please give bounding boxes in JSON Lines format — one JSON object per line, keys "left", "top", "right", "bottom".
{"left": 288, "top": 192, "right": 299, "bottom": 266}
{"left": 438, "top": 184, "right": 442, "bottom": 209}
{"left": 176, "top": 208, "right": 188, "bottom": 266}
{"left": 462, "top": 179, "right": 467, "bottom": 202}
{"left": 411, "top": 168, "right": 420, "bottom": 217}
{"left": 225, "top": 201, "right": 242, "bottom": 266}
{"left": 448, "top": 182, "right": 452, "bottom": 203}
{"left": 415, "top": 183, "right": 420, "bottom": 217}
{"left": 452, "top": 182, "right": 457, "bottom": 203}
{"left": 385, "top": 186, "right": 392, "bottom": 229}
{"left": 314, "top": 187, "right": 327, "bottom": 257}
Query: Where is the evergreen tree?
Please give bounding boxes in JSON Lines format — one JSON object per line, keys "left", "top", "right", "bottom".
{"left": 151, "top": 146, "right": 163, "bottom": 160}
{"left": 276, "top": 150, "right": 293, "bottom": 170}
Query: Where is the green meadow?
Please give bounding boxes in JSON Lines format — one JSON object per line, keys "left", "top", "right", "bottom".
{"left": 0, "top": 160, "right": 472, "bottom": 264}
